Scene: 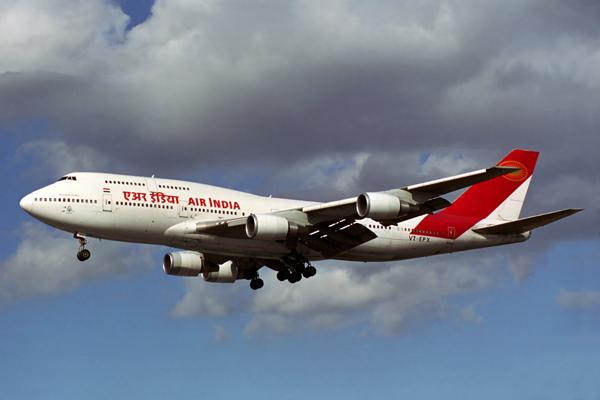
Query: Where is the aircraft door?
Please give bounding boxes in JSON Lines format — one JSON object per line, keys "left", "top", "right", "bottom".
{"left": 179, "top": 201, "right": 188, "bottom": 218}
{"left": 103, "top": 194, "right": 112, "bottom": 212}
{"left": 447, "top": 227, "right": 456, "bottom": 244}
{"left": 145, "top": 177, "right": 158, "bottom": 193}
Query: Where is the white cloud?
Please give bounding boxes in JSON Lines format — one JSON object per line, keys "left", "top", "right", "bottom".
{"left": 419, "top": 152, "right": 476, "bottom": 177}
{"left": 170, "top": 255, "right": 498, "bottom": 336}
{"left": 0, "top": 0, "right": 129, "bottom": 74}
{"left": 17, "top": 139, "right": 112, "bottom": 177}
{"left": 459, "top": 304, "right": 484, "bottom": 325}
{"left": 557, "top": 290, "right": 600, "bottom": 311}
{"left": 0, "top": 222, "right": 156, "bottom": 308}
{"left": 213, "top": 324, "right": 231, "bottom": 343}
{"left": 504, "top": 252, "right": 540, "bottom": 285}
{"left": 169, "top": 278, "right": 249, "bottom": 318}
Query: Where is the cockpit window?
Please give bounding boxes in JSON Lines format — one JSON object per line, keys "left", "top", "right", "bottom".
{"left": 58, "top": 176, "right": 77, "bottom": 182}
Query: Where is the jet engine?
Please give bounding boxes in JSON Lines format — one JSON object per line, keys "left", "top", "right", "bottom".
{"left": 163, "top": 251, "right": 240, "bottom": 283}
{"left": 357, "top": 192, "right": 419, "bottom": 219}
{"left": 163, "top": 251, "right": 206, "bottom": 277}
{"left": 201, "top": 260, "right": 239, "bottom": 283}
{"left": 245, "top": 214, "right": 307, "bottom": 240}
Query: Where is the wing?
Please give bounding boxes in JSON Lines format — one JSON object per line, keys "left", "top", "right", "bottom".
{"left": 299, "top": 219, "right": 378, "bottom": 258}
{"left": 294, "top": 165, "right": 520, "bottom": 226}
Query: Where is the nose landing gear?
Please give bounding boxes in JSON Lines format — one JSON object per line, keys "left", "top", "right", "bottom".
{"left": 75, "top": 233, "right": 91, "bottom": 262}
{"left": 243, "top": 267, "right": 265, "bottom": 290}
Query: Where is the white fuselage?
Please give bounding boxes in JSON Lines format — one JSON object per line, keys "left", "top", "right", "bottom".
{"left": 20, "top": 172, "right": 528, "bottom": 263}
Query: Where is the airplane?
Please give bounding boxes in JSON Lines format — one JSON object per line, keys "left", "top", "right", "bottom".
{"left": 19, "top": 149, "right": 582, "bottom": 290}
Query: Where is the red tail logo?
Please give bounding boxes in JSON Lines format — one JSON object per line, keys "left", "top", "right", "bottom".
{"left": 499, "top": 161, "right": 528, "bottom": 182}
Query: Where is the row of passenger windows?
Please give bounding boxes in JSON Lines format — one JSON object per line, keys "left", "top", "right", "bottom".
{"left": 184, "top": 207, "right": 243, "bottom": 216}
{"left": 158, "top": 184, "right": 190, "bottom": 191}
{"left": 115, "top": 201, "right": 173, "bottom": 209}
{"left": 35, "top": 197, "right": 97, "bottom": 204}
{"left": 367, "top": 224, "right": 447, "bottom": 236}
{"left": 105, "top": 180, "right": 145, "bottom": 186}
{"left": 413, "top": 229, "right": 446, "bottom": 236}
{"left": 113, "top": 203, "right": 245, "bottom": 216}
{"left": 103, "top": 180, "right": 191, "bottom": 192}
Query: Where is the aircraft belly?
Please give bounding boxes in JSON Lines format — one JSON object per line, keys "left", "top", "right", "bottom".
{"left": 342, "top": 235, "right": 453, "bottom": 262}
{"left": 168, "top": 234, "right": 293, "bottom": 260}
{"left": 340, "top": 237, "right": 395, "bottom": 261}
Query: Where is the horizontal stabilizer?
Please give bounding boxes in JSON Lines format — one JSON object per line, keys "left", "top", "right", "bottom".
{"left": 472, "top": 209, "right": 583, "bottom": 235}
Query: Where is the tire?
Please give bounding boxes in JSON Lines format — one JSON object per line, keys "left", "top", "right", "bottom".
{"left": 277, "top": 270, "right": 289, "bottom": 281}
{"left": 80, "top": 249, "right": 91, "bottom": 260}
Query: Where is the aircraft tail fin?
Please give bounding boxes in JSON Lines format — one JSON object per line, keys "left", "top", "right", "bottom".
{"left": 441, "top": 149, "right": 539, "bottom": 221}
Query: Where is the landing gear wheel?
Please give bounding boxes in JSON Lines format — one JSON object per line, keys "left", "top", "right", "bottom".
{"left": 77, "top": 249, "right": 91, "bottom": 262}
{"left": 288, "top": 272, "right": 302, "bottom": 284}
{"left": 281, "top": 250, "right": 314, "bottom": 284}
{"left": 74, "top": 233, "right": 90, "bottom": 262}
{"left": 250, "top": 278, "right": 264, "bottom": 290}
{"left": 302, "top": 266, "right": 316, "bottom": 278}
{"left": 277, "top": 270, "right": 290, "bottom": 281}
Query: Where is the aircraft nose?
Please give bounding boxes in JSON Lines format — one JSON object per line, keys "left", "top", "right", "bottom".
{"left": 20, "top": 194, "right": 33, "bottom": 213}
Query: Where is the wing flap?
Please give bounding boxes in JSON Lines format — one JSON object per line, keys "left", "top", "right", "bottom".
{"left": 301, "top": 197, "right": 358, "bottom": 221}
{"left": 472, "top": 209, "right": 583, "bottom": 235}
{"left": 300, "top": 220, "right": 377, "bottom": 258}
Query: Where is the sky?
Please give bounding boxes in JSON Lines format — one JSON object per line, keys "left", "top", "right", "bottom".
{"left": 1, "top": 0, "right": 599, "bottom": 398}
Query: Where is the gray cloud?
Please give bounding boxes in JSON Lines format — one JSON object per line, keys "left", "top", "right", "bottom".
{"left": 2, "top": 0, "right": 599, "bottom": 174}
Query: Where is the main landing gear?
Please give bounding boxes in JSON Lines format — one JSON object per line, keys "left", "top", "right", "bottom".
{"left": 276, "top": 251, "right": 316, "bottom": 284}
{"left": 75, "top": 233, "right": 91, "bottom": 262}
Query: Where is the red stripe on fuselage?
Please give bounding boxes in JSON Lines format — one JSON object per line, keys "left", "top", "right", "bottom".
{"left": 413, "top": 149, "right": 539, "bottom": 239}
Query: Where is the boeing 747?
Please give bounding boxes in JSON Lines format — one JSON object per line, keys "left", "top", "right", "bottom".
{"left": 20, "top": 149, "right": 581, "bottom": 290}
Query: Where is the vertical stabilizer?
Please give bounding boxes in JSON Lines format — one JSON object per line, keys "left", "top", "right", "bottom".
{"left": 441, "top": 149, "right": 539, "bottom": 221}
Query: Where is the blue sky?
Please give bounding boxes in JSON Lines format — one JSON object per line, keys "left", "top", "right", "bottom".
{"left": 1, "top": 0, "right": 599, "bottom": 399}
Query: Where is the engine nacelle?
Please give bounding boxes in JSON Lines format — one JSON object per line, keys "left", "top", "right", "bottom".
{"left": 163, "top": 251, "right": 239, "bottom": 283}
{"left": 201, "top": 260, "right": 239, "bottom": 283}
{"left": 356, "top": 192, "right": 419, "bottom": 219}
{"left": 245, "top": 214, "right": 307, "bottom": 240}
{"left": 163, "top": 251, "right": 206, "bottom": 277}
